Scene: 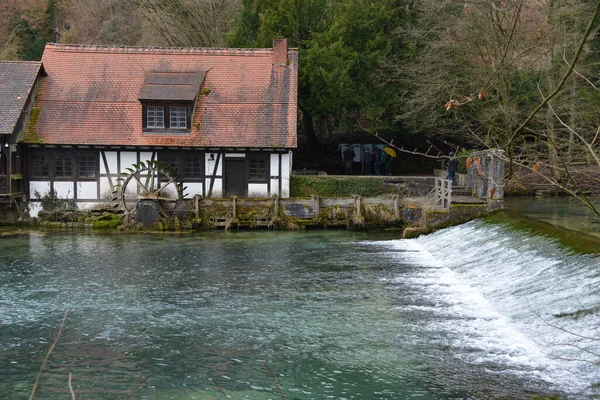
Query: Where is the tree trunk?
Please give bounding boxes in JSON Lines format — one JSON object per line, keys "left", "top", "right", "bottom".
{"left": 545, "top": 0, "right": 560, "bottom": 180}
{"left": 302, "top": 109, "right": 321, "bottom": 152}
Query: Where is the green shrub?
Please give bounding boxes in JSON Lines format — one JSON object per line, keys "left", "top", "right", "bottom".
{"left": 290, "top": 176, "right": 386, "bottom": 197}
{"left": 37, "top": 190, "right": 77, "bottom": 212}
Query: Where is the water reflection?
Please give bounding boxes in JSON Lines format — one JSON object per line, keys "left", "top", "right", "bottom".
{"left": 505, "top": 196, "right": 600, "bottom": 239}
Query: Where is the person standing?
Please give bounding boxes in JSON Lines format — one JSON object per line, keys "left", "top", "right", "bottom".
{"left": 343, "top": 146, "right": 355, "bottom": 175}
{"left": 446, "top": 152, "right": 458, "bottom": 185}
{"left": 363, "top": 147, "right": 372, "bottom": 175}
{"left": 373, "top": 148, "right": 382, "bottom": 176}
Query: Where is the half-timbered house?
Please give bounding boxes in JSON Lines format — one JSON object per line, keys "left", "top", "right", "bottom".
{"left": 20, "top": 39, "right": 297, "bottom": 217}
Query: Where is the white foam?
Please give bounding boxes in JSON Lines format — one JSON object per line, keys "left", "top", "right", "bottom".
{"left": 373, "top": 223, "right": 599, "bottom": 395}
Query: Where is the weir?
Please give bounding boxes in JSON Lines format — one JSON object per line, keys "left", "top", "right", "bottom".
{"left": 410, "top": 219, "right": 600, "bottom": 396}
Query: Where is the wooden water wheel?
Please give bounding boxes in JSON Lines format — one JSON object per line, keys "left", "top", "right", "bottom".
{"left": 112, "top": 160, "right": 186, "bottom": 218}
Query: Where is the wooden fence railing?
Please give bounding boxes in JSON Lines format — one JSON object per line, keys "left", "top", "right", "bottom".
{"left": 427, "top": 177, "right": 452, "bottom": 210}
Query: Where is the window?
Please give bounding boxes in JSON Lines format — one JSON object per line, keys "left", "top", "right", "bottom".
{"left": 249, "top": 157, "right": 268, "bottom": 181}
{"left": 170, "top": 106, "right": 187, "bottom": 129}
{"left": 158, "top": 151, "right": 204, "bottom": 180}
{"left": 55, "top": 156, "right": 73, "bottom": 177}
{"left": 79, "top": 156, "right": 97, "bottom": 178}
{"left": 32, "top": 155, "right": 50, "bottom": 177}
{"left": 147, "top": 106, "right": 165, "bottom": 128}
{"left": 162, "top": 157, "right": 179, "bottom": 174}
{"left": 30, "top": 151, "right": 97, "bottom": 180}
{"left": 184, "top": 157, "right": 202, "bottom": 178}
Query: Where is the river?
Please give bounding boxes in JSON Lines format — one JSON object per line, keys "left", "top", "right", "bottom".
{"left": 0, "top": 197, "right": 598, "bottom": 399}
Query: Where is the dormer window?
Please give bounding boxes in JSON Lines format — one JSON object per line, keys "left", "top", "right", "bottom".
{"left": 170, "top": 106, "right": 187, "bottom": 129}
{"left": 147, "top": 106, "right": 165, "bottom": 128}
{"left": 139, "top": 71, "right": 205, "bottom": 134}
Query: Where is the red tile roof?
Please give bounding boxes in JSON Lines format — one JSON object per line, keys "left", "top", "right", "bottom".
{"left": 24, "top": 43, "right": 298, "bottom": 148}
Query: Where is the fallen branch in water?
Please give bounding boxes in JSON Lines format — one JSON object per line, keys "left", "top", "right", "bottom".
{"left": 124, "top": 376, "right": 145, "bottom": 400}
{"left": 29, "top": 307, "right": 70, "bottom": 400}
{"left": 262, "top": 360, "right": 286, "bottom": 400}
{"left": 208, "top": 377, "right": 228, "bottom": 397}
{"left": 68, "top": 372, "right": 75, "bottom": 400}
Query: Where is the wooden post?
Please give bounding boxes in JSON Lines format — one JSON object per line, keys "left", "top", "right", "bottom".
{"left": 272, "top": 194, "right": 279, "bottom": 217}
{"left": 355, "top": 195, "right": 362, "bottom": 218}
{"left": 194, "top": 195, "right": 200, "bottom": 218}
{"left": 232, "top": 196, "right": 237, "bottom": 219}
{"left": 447, "top": 181, "right": 452, "bottom": 210}
{"left": 393, "top": 195, "right": 400, "bottom": 219}
{"left": 313, "top": 195, "right": 320, "bottom": 218}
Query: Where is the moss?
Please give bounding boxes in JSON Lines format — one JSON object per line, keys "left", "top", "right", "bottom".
{"left": 199, "top": 88, "right": 211, "bottom": 96}
{"left": 20, "top": 107, "right": 45, "bottom": 143}
{"left": 91, "top": 215, "right": 123, "bottom": 229}
{"left": 362, "top": 204, "right": 397, "bottom": 225}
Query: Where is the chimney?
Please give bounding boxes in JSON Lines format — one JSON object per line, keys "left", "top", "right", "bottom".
{"left": 272, "top": 38, "right": 288, "bottom": 65}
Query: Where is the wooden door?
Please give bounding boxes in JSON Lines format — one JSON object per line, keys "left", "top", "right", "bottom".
{"left": 225, "top": 159, "right": 246, "bottom": 197}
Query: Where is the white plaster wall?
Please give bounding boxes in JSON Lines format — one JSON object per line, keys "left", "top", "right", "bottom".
{"left": 120, "top": 152, "right": 137, "bottom": 173}
{"left": 30, "top": 181, "right": 51, "bottom": 199}
{"left": 29, "top": 203, "right": 42, "bottom": 218}
{"left": 205, "top": 178, "right": 222, "bottom": 197}
{"left": 124, "top": 177, "right": 138, "bottom": 195}
{"left": 100, "top": 177, "right": 113, "bottom": 199}
{"left": 270, "top": 179, "right": 278, "bottom": 196}
{"left": 205, "top": 153, "right": 223, "bottom": 176}
{"left": 184, "top": 182, "right": 203, "bottom": 198}
{"left": 225, "top": 153, "right": 245, "bottom": 158}
{"left": 158, "top": 182, "right": 178, "bottom": 198}
{"left": 101, "top": 151, "right": 117, "bottom": 174}
{"left": 77, "top": 182, "right": 97, "bottom": 200}
{"left": 270, "top": 153, "right": 281, "bottom": 197}
{"left": 281, "top": 152, "right": 291, "bottom": 198}
{"left": 248, "top": 183, "right": 268, "bottom": 198}
{"left": 54, "top": 182, "right": 75, "bottom": 198}
{"left": 139, "top": 152, "right": 154, "bottom": 164}
{"left": 270, "top": 153, "right": 280, "bottom": 177}
{"left": 76, "top": 202, "right": 108, "bottom": 211}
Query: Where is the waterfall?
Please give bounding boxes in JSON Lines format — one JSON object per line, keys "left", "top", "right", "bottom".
{"left": 376, "top": 219, "right": 600, "bottom": 396}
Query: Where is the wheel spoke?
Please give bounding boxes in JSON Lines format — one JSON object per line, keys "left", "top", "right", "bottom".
{"left": 155, "top": 179, "right": 175, "bottom": 194}
{"left": 131, "top": 173, "right": 148, "bottom": 193}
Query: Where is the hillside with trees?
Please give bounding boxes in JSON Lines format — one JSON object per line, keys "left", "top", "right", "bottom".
{"left": 2, "top": 0, "right": 600, "bottom": 211}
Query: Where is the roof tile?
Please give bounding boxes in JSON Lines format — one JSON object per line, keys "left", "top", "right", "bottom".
{"left": 28, "top": 44, "right": 298, "bottom": 148}
{"left": 0, "top": 61, "right": 43, "bottom": 135}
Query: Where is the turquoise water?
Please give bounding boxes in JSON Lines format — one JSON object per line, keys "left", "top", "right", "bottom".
{"left": 0, "top": 204, "right": 599, "bottom": 399}
{"left": 505, "top": 196, "right": 600, "bottom": 239}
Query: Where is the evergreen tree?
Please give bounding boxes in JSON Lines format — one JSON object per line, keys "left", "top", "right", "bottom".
{"left": 229, "top": 0, "right": 413, "bottom": 148}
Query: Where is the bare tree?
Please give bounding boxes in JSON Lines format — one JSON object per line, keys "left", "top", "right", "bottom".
{"left": 65, "top": 0, "right": 144, "bottom": 45}
{"left": 136, "top": 0, "right": 241, "bottom": 47}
